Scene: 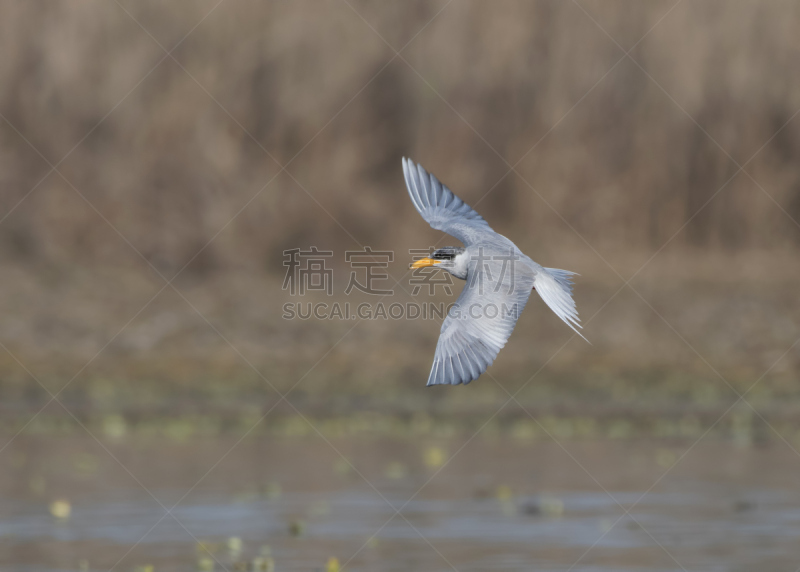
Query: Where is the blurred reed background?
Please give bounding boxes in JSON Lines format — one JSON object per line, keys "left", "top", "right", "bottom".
{"left": 1, "top": 0, "right": 799, "bottom": 433}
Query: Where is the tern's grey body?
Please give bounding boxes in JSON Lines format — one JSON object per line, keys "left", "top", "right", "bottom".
{"left": 403, "top": 158, "right": 585, "bottom": 386}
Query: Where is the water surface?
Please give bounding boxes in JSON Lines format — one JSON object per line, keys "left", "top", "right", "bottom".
{"left": 2, "top": 434, "right": 799, "bottom": 571}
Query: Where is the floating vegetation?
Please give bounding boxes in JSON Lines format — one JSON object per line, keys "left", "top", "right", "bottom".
{"left": 731, "top": 410, "right": 754, "bottom": 447}
{"left": 197, "top": 555, "right": 215, "bottom": 571}
{"left": 423, "top": 446, "right": 445, "bottom": 469}
{"left": 309, "top": 500, "right": 331, "bottom": 517}
{"left": 281, "top": 416, "right": 312, "bottom": 437}
{"left": 598, "top": 517, "right": 616, "bottom": 532}
{"left": 733, "top": 499, "right": 757, "bottom": 513}
{"left": 232, "top": 490, "right": 260, "bottom": 504}
{"left": 196, "top": 540, "right": 221, "bottom": 555}
{"left": 572, "top": 417, "right": 598, "bottom": 438}
{"left": 29, "top": 475, "right": 46, "bottom": 496}
{"left": 500, "top": 501, "right": 516, "bottom": 517}
{"left": 226, "top": 536, "right": 243, "bottom": 556}
{"left": 607, "top": 420, "right": 633, "bottom": 439}
{"left": 49, "top": 499, "right": 71, "bottom": 519}
{"left": 539, "top": 416, "right": 574, "bottom": 439}
{"left": 8, "top": 403, "right": 800, "bottom": 445}
{"left": 496, "top": 485, "right": 515, "bottom": 516}
{"left": 495, "top": 485, "right": 513, "bottom": 502}
{"left": 384, "top": 461, "right": 408, "bottom": 479}
{"left": 333, "top": 458, "right": 351, "bottom": 476}
{"left": 288, "top": 519, "right": 306, "bottom": 537}
{"left": 691, "top": 384, "right": 721, "bottom": 405}
{"left": 653, "top": 419, "right": 680, "bottom": 438}
{"left": 626, "top": 519, "right": 644, "bottom": 531}
{"left": 538, "top": 495, "right": 565, "bottom": 518}
{"left": 164, "top": 419, "right": 196, "bottom": 443}
{"left": 520, "top": 494, "right": 564, "bottom": 518}
{"left": 252, "top": 546, "right": 275, "bottom": 572}
{"left": 262, "top": 482, "right": 282, "bottom": 500}
{"left": 252, "top": 555, "right": 276, "bottom": 572}
{"left": 655, "top": 448, "right": 677, "bottom": 468}
{"left": 510, "top": 419, "right": 539, "bottom": 441}
{"left": 102, "top": 414, "right": 127, "bottom": 440}
{"left": 73, "top": 453, "right": 99, "bottom": 476}
{"left": 326, "top": 556, "right": 341, "bottom": 572}
{"left": 520, "top": 501, "right": 540, "bottom": 516}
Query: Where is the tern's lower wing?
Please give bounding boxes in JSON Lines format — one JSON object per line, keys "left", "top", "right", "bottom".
{"left": 427, "top": 259, "right": 535, "bottom": 386}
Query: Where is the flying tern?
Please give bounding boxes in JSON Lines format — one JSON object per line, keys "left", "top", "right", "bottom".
{"left": 403, "top": 158, "right": 586, "bottom": 386}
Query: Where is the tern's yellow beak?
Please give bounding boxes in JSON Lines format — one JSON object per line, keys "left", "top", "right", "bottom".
{"left": 410, "top": 257, "right": 440, "bottom": 269}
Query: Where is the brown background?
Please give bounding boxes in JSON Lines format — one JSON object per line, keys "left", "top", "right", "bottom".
{"left": 1, "top": 0, "right": 799, "bottom": 424}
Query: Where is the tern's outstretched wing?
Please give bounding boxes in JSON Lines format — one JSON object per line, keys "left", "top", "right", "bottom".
{"left": 427, "top": 259, "right": 536, "bottom": 386}
{"left": 402, "top": 157, "right": 494, "bottom": 246}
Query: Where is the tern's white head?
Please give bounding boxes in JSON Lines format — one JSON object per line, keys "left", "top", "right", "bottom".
{"left": 410, "top": 246, "right": 468, "bottom": 280}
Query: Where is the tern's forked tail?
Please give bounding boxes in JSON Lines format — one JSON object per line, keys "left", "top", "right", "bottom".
{"left": 533, "top": 267, "right": 590, "bottom": 344}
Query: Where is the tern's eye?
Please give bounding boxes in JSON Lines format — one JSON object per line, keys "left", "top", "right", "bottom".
{"left": 433, "top": 249, "right": 454, "bottom": 260}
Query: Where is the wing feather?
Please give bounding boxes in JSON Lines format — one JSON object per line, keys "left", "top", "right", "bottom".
{"left": 402, "top": 158, "right": 494, "bottom": 245}
{"left": 427, "top": 263, "right": 536, "bottom": 386}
